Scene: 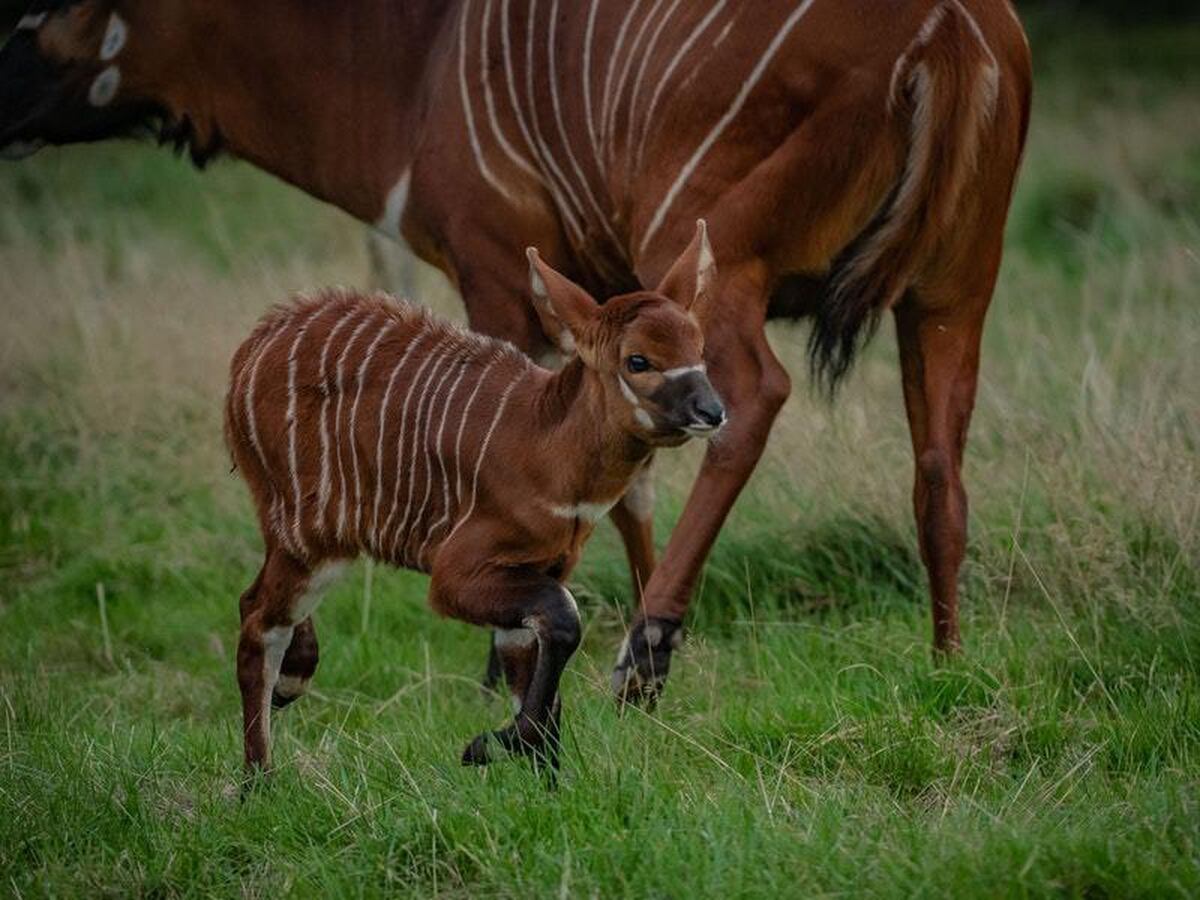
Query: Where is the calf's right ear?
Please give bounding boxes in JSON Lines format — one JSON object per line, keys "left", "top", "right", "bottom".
{"left": 527, "top": 248, "right": 599, "bottom": 355}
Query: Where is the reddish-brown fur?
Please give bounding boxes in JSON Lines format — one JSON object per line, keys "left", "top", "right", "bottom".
{"left": 3, "top": 0, "right": 1033, "bottom": 698}
{"left": 226, "top": 225, "right": 724, "bottom": 772}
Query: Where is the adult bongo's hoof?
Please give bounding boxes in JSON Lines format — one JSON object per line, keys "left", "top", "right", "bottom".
{"left": 610, "top": 618, "right": 684, "bottom": 708}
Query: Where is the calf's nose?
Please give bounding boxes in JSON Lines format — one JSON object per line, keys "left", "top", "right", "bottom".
{"left": 689, "top": 396, "right": 726, "bottom": 428}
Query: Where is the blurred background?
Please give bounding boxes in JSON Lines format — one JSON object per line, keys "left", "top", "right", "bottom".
{"left": 1, "top": 4, "right": 1198, "bottom": 896}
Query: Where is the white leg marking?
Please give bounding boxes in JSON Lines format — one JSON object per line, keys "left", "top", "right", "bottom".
{"left": 290, "top": 560, "right": 347, "bottom": 624}
{"left": 333, "top": 315, "right": 377, "bottom": 541}
{"left": 640, "top": 0, "right": 817, "bottom": 254}
{"left": 285, "top": 305, "right": 328, "bottom": 558}
{"left": 371, "top": 329, "right": 432, "bottom": 546}
{"left": 88, "top": 66, "right": 121, "bottom": 107}
{"left": 634, "top": 0, "right": 729, "bottom": 172}
{"left": 459, "top": 0, "right": 521, "bottom": 203}
{"left": 260, "top": 625, "right": 294, "bottom": 753}
{"left": 99, "top": 12, "right": 128, "bottom": 61}
{"left": 374, "top": 170, "right": 412, "bottom": 240}
{"left": 494, "top": 627, "right": 537, "bottom": 650}
{"left": 16, "top": 13, "right": 46, "bottom": 31}
{"left": 273, "top": 674, "right": 308, "bottom": 701}
{"left": 316, "top": 309, "right": 361, "bottom": 535}
{"left": 445, "top": 369, "right": 528, "bottom": 542}
{"left": 481, "top": 0, "right": 541, "bottom": 181}
{"left": 349, "top": 320, "right": 397, "bottom": 542}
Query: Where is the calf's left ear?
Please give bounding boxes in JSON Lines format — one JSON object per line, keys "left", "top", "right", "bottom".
{"left": 656, "top": 219, "right": 717, "bottom": 324}
{"left": 527, "top": 248, "right": 599, "bottom": 354}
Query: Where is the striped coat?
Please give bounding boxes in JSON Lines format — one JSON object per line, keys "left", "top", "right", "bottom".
{"left": 226, "top": 291, "right": 532, "bottom": 573}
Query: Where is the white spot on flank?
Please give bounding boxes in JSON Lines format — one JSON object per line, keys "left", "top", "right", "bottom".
{"left": 640, "top": 0, "right": 818, "bottom": 254}
{"left": 374, "top": 170, "right": 411, "bottom": 240}
{"left": 99, "top": 12, "right": 128, "bottom": 61}
{"left": 88, "top": 66, "right": 121, "bottom": 107}
{"left": 16, "top": 13, "right": 46, "bottom": 31}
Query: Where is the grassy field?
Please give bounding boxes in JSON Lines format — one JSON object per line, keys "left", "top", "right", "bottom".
{"left": 2, "top": 19, "right": 1199, "bottom": 898}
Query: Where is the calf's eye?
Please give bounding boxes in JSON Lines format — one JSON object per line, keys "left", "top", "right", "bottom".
{"left": 626, "top": 355, "right": 651, "bottom": 374}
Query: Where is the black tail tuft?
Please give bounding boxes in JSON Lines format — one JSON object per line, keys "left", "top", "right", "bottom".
{"left": 805, "top": 197, "right": 897, "bottom": 398}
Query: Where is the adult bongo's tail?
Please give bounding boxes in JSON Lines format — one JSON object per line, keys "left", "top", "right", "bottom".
{"left": 808, "top": 0, "right": 999, "bottom": 393}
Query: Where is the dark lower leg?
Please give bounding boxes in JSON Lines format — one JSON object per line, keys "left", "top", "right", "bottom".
{"left": 272, "top": 617, "right": 319, "bottom": 709}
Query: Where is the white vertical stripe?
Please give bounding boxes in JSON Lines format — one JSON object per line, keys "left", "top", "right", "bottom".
{"left": 640, "top": 0, "right": 818, "bottom": 254}
{"left": 459, "top": 0, "right": 521, "bottom": 203}
{"left": 332, "top": 314, "right": 377, "bottom": 541}
{"left": 453, "top": 354, "right": 503, "bottom": 503}
{"left": 315, "top": 308, "right": 361, "bottom": 535}
{"left": 446, "top": 369, "right": 528, "bottom": 543}
{"left": 546, "top": 0, "right": 624, "bottom": 251}
{"left": 605, "top": 0, "right": 666, "bottom": 166}
{"left": 381, "top": 336, "right": 453, "bottom": 551}
{"left": 499, "top": 0, "right": 585, "bottom": 242}
{"left": 624, "top": 0, "right": 683, "bottom": 172}
{"left": 348, "top": 320, "right": 397, "bottom": 540}
{"left": 522, "top": 0, "right": 589, "bottom": 235}
{"left": 242, "top": 314, "right": 293, "bottom": 483}
{"left": 391, "top": 345, "right": 458, "bottom": 560}
{"left": 371, "top": 327, "right": 432, "bottom": 547}
{"left": 600, "top": 0, "right": 645, "bottom": 151}
{"left": 401, "top": 356, "right": 462, "bottom": 565}
{"left": 416, "top": 357, "right": 473, "bottom": 564}
{"left": 634, "top": 0, "right": 728, "bottom": 172}
{"left": 582, "top": 0, "right": 604, "bottom": 176}
{"left": 481, "top": 0, "right": 541, "bottom": 181}
{"left": 285, "top": 304, "right": 327, "bottom": 557}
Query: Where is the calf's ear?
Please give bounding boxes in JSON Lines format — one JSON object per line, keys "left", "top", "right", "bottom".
{"left": 656, "top": 219, "right": 717, "bottom": 326}
{"left": 527, "top": 248, "right": 599, "bottom": 354}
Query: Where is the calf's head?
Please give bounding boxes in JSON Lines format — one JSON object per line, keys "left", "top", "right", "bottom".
{"left": 1, "top": 2, "right": 180, "bottom": 160}
{"left": 527, "top": 220, "right": 726, "bottom": 446}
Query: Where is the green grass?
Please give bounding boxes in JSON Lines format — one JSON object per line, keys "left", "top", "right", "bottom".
{"left": 2, "top": 20, "right": 1199, "bottom": 899}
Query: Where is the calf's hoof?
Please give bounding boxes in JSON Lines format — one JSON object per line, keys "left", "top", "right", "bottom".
{"left": 270, "top": 674, "right": 309, "bottom": 709}
{"left": 610, "top": 618, "right": 683, "bottom": 708}
{"left": 462, "top": 731, "right": 499, "bottom": 766}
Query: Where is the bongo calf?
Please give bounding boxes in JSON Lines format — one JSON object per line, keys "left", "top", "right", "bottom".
{"left": 225, "top": 222, "right": 725, "bottom": 773}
